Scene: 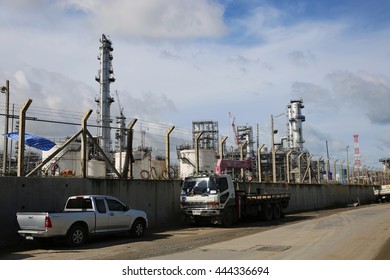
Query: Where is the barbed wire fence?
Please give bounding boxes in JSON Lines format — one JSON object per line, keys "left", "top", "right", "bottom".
{"left": 0, "top": 102, "right": 194, "bottom": 179}
{"left": 1, "top": 102, "right": 389, "bottom": 185}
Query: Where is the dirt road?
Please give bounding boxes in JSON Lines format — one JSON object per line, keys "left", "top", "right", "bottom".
{"left": 1, "top": 204, "right": 389, "bottom": 260}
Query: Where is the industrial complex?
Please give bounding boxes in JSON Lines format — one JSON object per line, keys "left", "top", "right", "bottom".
{"left": 0, "top": 34, "right": 389, "bottom": 249}
{"left": 1, "top": 34, "right": 389, "bottom": 186}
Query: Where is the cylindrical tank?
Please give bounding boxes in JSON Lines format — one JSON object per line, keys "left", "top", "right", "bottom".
{"left": 87, "top": 159, "right": 106, "bottom": 178}
{"left": 179, "top": 149, "right": 217, "bottom": 178}
{"left": 114, "top": 152, "right": 165, "bottom": 179}
{"left": 41, "top": 141, "right": 81, "bottom": 176}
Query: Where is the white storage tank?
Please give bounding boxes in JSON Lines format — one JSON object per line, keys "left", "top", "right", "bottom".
{"left": 41, "top": 141, "right": 81, "bottom": 176}
{"left": 87, "top": 159, "right": 106, "bottom": 178}
{"left": 115, "top": 151, "right": 166, "bottom": 179}
{"left": 179, "top": 149, "right": 217, "bottom": 178}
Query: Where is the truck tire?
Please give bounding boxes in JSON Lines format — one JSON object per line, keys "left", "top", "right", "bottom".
{"left": 188, "top": 216, "right": 200, "bottom": 226}
{"left": 221, "top": 207, "right": 234, "bottom": 227}
{"left": 66, "top": 224, "right": 87, "bottom": 247}
{"left": 261, "top": 203, "right": 273, "bottom": 221}
{"left": 131, "top": 219, "right": 146, "bottom": 238}
{"left": 272, "top": 203, "right": 281, "bottom": 220}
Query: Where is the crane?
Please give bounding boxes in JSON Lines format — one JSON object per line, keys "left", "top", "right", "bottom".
{"left": 114, "top": 90, "right": 126, "bottom": 152}
{"left": 115, "top": 90, "right": 124, "bottom": 118}
{"left": 229, "top": 112, "right": 239, "bottom": 147}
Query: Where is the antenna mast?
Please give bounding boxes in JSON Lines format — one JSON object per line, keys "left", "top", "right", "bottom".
{"left": 353, "top": 134, "right": 361, "bottom": 166}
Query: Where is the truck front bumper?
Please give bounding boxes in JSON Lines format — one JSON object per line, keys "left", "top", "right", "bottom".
{"left": 182, "top": 209, "right": 221, "bottom": 217}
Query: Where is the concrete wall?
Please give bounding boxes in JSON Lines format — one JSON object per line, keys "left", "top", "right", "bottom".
{"left": 0, "top": 177, "right": 181, "bottom": 248}
{"left": 0, "top": 177, "right": 376, "bottom": 248}
{"left": 286, "top": 183, "right": 375, "bottom": 212}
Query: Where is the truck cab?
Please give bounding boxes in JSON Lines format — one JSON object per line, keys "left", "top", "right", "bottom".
{"left": 180, "top": 171, "right": 290, "bottom": 226}
{"left": 180, "top": 174, "right": 236, "bottom": 225}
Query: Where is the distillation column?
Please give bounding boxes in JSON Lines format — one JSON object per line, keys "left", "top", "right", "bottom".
{"left": 287, "top": 99, "right": 305, "bottom": 151}
{"left": 95, "top": 34, "right": 115, "bottom": 157}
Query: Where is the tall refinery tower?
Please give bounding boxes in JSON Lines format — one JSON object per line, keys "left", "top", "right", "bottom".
{"left": 287, "top": 99, "right": 305, "bottom": 151}
{"left": 95, "top": 34, "right": 115, "bottom": 157}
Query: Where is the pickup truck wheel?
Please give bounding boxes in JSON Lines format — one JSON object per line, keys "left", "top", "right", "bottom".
{"left": 131, "top": 220, "right": 145, "bottom": 238}
{"left": 66, "top": 225, "right": 87, "bottom": 247}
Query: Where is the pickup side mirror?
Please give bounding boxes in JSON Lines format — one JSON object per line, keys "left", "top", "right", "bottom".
{"left": 125, "top": 205, "right": 130, "bottom": 211}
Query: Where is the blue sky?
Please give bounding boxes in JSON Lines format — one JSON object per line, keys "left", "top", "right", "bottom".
{"left": 1, "top": 0, "right": 390, "bottom": 168}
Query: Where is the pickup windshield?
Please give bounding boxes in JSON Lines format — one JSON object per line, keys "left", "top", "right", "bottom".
{"left": 182, "top": 177, "right": 217, "bottom": 196}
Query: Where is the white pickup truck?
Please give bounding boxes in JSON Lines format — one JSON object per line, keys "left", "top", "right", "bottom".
{"left": 16, "top": 195, "right": 148, "bottom": 247}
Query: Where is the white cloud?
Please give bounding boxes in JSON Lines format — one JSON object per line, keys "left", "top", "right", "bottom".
{"left": 60, "top": 0, "right": 227, "bottom": 39}
{"left": 288, "top": 50, "right": 316, "bottom": 68}
{"left": 9, "top": 67, "right": 93, "bottom": 111}
{"left": 120, "top": 90, "right": 177, "bottom": 122}
{"left": 326, "top": 71, "right": 390, "bottom": 124}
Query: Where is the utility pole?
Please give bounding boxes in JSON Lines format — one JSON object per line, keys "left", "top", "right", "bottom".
{"left": 271, "top": 115, "right": 276, "bottom": 182}
{"left": 1, "top": 80, "right": 9, "bottom": 175}
{"left": 271, "top": 113, "right": 284, "bottom": 183}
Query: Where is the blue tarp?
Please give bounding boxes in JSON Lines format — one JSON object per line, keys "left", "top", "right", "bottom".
{"left": 3, "top": 132, "right": 56, "bottom": 151}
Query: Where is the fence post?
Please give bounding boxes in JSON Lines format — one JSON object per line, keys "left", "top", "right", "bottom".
{"left": 17, "top": 99, "right": 32, "bottom": 177}
{"left": 81, "top": 110, "right": 93, "bottom": 178}
{"left": 165, "top": 126, "right": 175, "bottom": 178}
{"left": 258, "top": 144, "right": 265, "bottom": 182}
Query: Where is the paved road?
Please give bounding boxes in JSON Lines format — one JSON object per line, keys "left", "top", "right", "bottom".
{"left": 2, "top": 204, "right": 389, "bottom": 260}
{"left": 151, "top": 203, "right": 390, "bottom": 260}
